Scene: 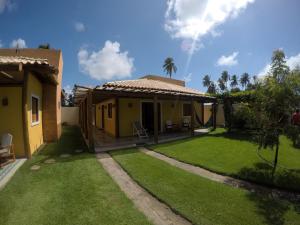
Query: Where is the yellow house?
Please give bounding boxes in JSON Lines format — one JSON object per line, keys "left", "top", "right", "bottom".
{"left": 0, "top": 49, "right": 63, "bottom": 158}
{"left": 74, "top": 75, "right": 216, "bottom": 150}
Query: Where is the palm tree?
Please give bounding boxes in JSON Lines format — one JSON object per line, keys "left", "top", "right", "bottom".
{"left": 218, "top": 78, "right": 226, "bottom": 92}
{"left": 221, "top": 70, "right": 230, "bottom": 89}
{"left": 207, "top": 82, "right": 217, "bottom": 94}
{"left": 202, "top": 75, "right": 211, "bottom": 88}
{"left": 230, "top": 74, "right": 238, "bottom": 89}
{"left": 163, "top": 57, "right": 177, "bottom": 78}
{"left": 240, "top": 73, "right": 250, "bottom": 90}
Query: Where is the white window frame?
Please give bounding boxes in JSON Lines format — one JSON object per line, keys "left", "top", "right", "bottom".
{"left": 31, "top": 94, "right": 40, "bottom": 126}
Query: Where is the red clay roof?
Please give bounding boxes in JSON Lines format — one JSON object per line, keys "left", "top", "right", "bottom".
{"left": 0, "top": 56, "right": 50, "bottom": 66}
{"left": 101, "top": 78, "right": 208, "bottom": 97}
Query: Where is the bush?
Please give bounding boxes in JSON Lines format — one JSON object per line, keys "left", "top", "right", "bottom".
{"left": 232, "top": 103, "right": 256, "bottom": 129}
{"left": 285, "top": 125, "right": 300, "bottom": 147}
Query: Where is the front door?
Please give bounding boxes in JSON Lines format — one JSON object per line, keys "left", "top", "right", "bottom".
{"left": 141, "top": 102, "right": 161, "bottom": 133}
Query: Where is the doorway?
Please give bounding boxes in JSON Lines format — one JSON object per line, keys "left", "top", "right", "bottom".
{"left": 141, "top": 102, "right": 161, "bottom": 133}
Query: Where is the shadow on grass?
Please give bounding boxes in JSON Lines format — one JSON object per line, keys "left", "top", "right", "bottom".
{"left": 237, "top": 162, "right": 300, "bottom": 192}
{"left": 247, "top": 192, "right": 294, "bottom": 225}
{"left": 30, "top": 126, "right": 91, "bottom": 165}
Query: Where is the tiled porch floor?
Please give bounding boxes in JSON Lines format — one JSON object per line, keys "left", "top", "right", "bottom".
{"left": 94, "top": 128, "right": 209, "bottom": 152}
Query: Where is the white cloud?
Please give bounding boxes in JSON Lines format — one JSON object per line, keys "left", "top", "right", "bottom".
{"left": 183, "top": 73, "right": 192, "bottom": 83}
{"left": 74, "top": 22, "right": 85, "bottom": 32}
{"left": 10, "top": 38, "right": 27, "bottom": 48}
{"left": 165, "top": 0, "right": 254, "bottom": 48}
{"left": 0, "top": 0, "right": 16, "bottom": 13}
{"left": 180, "top": 39, "right": 203, "bottom": 53}
{"left": 258, "top": 53, "right": 300, "bottom": 76}
{"left": 217, "top": 51, "right": 239, "bottom": 66}
{"left": 78, "top": 40, "right": 134, "bottom": 81}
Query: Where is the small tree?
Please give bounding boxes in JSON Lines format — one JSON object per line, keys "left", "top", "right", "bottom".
{"left": 255, "top": 50, "right": 300, "bottom": 178}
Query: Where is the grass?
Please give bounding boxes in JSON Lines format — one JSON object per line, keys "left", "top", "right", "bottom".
{"left": 151, "top": 128, "right": 300, "bottom": 191}
{"left": 0, "top": 126, "right": 151, "bottom": 225}
{"left": 111, "top": 149, "right": 300, "bottom": 225}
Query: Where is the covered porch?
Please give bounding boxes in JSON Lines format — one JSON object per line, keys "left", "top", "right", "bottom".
{"left": 93, "top": 127, "right": 210, "bottom": 152}
{"left": 74, "top": 76, "right": 217, "bottom": 152}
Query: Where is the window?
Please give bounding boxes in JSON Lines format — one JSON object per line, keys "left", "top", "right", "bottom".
{"left": 31, "top": 96, "right": 39, "bottom": 125}
{"left": 183, "top": 103, "right": 191, "bottom": 116}
{"left": 108, "top": 103, "right": 112, "bottom": 118}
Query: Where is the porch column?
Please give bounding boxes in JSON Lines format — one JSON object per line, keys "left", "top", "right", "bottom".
{"left": 115, "top": 97, "right": 119, "bottom": 138}
{"left": 201, "top": 102, "right": 204, "bottom": 126}
{"left": 190, "top": 98, "right": 195, "bottom": 136}
{"left": 212, "top": 102, "right": 217, "bottom": 130}
{"left": 22, "top": 70, "right": 30, "bottom": 158}
{"left": 153, "top": 95, "right": 158, "bottom": 144}
{"left": 87, "top": 90, "right": 94, "bottom": 151}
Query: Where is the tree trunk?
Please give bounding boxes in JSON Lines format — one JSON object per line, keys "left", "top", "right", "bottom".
{"left": 272, "top": 141, "right": 279, "bottom": 180}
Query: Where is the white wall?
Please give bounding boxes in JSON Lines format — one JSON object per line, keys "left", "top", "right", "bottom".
{"left": 62, "top": 107, "right": 79, "bottom": 125}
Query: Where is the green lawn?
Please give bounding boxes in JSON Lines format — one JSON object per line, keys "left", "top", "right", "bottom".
{"left": 112, "top": 149, "right": 300, "bottom": 225}
{"left": 151, "top": 128, "right": 300, "bottom": 191}
{"left": 0, "top": 127, "right": 151, "bottom": 225}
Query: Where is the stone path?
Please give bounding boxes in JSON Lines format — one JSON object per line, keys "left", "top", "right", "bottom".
{"left": 96, "top": 152, "right": 191, "bottom": 225}
{"left": 140, "top": 147, "right": 300, "bottom": 201}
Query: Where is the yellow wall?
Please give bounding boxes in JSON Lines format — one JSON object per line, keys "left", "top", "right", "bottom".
{"left": 119, "top": 98, "right": 141, "bottom": 137}
{"left": 95, "top": 103, "right": 102, "bottom": 128}
{"left": 161, "top": 100, "right": 183, "bottom": 131}
{"left": 95, "top": 99, "right": 116, "bottom": 136}
{"left": 0, "top": 87, "right": 25, "bottom": 157}
{"left": 26, "top": 73, "right": 44, "bottom": 154}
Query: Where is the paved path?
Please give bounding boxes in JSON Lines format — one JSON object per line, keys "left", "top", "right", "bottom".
{"left": 96, "top": 153, "right": 191, "bottom": 225}
{"left": 140, "top": 147, "right": 300, "bottom": 201}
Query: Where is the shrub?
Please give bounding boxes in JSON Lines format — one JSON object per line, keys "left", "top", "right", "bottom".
{"left": 232, "top": 103, "right": 256, "bottom": 129}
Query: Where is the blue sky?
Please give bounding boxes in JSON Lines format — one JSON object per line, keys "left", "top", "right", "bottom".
{"left": 0, "top": 0, "right": 300, "bottom": 93}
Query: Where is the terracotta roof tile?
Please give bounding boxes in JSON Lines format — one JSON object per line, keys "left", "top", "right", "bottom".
{"left": 103, "top": 78, "right": 207, "bottom": 96}
{"left": 0, "top": 56, "right": 49, "bottom": 65}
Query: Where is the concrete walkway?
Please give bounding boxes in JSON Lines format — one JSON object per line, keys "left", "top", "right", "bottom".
{"left": 140, "top": 147, "right": 300, "bottom": 201}
{"left": 0, "top": 159, "right": 26, "bottom": 190}
{"left": 96, "top": 153, "right": 191, "bottom": 225}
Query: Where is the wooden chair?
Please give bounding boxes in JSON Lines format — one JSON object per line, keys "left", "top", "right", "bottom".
{"left": 182, "top": 117, "right": 191, "bottom": 130}
{"left": 0, "top": 133, "right": 15, "bottom": 168}
{"left": 165, "top": 120, "right": 173, "bottom": 132}
{"left": 132, "top": 121, "right": 149, "bottom": 139}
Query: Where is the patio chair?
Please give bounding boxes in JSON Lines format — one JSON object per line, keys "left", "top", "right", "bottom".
{"left": 132, "top": 121, "right": 149, "bottom": 139}
{"left": 0, "top": 133, "right": 15, "bottom": 168}
{"left": 182, "top": 117, "right": 191, "bottom": 129}
{"left": 165, "top": 120, "right": 173, "bottom": 132}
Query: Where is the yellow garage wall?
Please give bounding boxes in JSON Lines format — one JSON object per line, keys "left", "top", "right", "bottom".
{"left": 0, "top": 87, "right": 25, "bottom": 157}
{"left": 95, "top": 98, "right": 116, "bottom": 136}
{"left": 26, "top": 73, "right": 44, "bottom": 154}
{"left": 118, "top": 98, "right": 140, "bottom": 137}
